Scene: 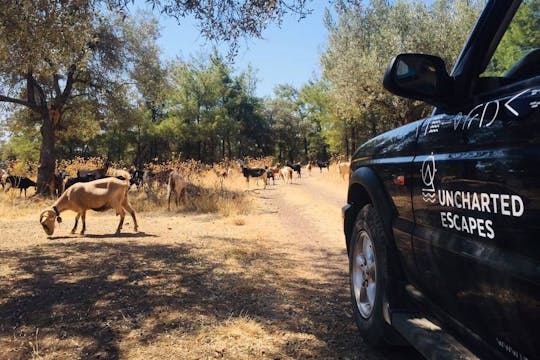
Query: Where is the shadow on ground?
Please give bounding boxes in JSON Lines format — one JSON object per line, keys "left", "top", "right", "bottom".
{"left": 0, "top": 236, "right": 421, "bottom": 359}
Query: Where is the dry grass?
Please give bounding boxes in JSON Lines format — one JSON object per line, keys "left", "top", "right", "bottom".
{"left": 0, "top": 189, "right": 43, "bottom": 218}
{"left": 0, "top": 161, "right": 419, "bottom": 360}
{"left": 0, "top": 158, "right": 265, "bottom": 218}
{"left": 0, "top": 212, "right": 360, "bottom": 359}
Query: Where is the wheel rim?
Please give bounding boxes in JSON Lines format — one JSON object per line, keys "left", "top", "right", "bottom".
{"left": 352, "top": 230, "right": 377, "bottom": 319}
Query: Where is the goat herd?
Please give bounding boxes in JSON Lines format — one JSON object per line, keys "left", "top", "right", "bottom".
{"left": 0, "top": 159, "right": 351, "bottom": 237}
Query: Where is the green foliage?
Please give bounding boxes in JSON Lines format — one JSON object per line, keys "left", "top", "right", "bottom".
{"left": 486, "top": 0, "right": 540, "bottom": 75}
{"left": 321, "top": 0, "right": 484, "bottom": 155}
{"left": 0, "top": 109, "right": 40, "bottom": 161}
{"left": 1, "top": 135, "right": 40, "bottom": 162}
{"left": 6, "top": 0, "right": 530, "bottom": 168}
{"left": 159, "top": 53, "right": 271, "bottom": 162}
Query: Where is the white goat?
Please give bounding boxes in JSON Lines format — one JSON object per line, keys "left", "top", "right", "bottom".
{"left": 167, "top": 171, "right": 188, "bottom": 210}
{"left": 39, "top": 177, "right": 138, "bottom": 236}
{"left": 280, "top": 166, "right": 293, "bottom": 184}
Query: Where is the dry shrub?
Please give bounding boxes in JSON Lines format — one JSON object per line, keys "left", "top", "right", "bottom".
{"left": 241, "top": 156, "right": 275, "bottom": 168}
{"left": 127, "top": 158, "right": 258, "bottom": 216}
{"left": 0, "top": 157, "right": 274, "bottom": 218}
{"left": 232, "top": 217, "right": 246, "bottom": 226}
{"left": 3, "top": 159, "right": 37, "bottom": 178}
{"left": 58, "top": 157, "right": 112, "bottom": 177}
{"left": 0, "top": 189, "right": 45, "bottom": 218}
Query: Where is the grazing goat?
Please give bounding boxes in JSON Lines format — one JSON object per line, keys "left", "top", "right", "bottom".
{"left": 240, "top": 164, "right": 267, "bottom": 189}
{"left": 286, "top": 162, "right": 302, "bottom": 178}
{"left": 338, "top": 161, "right": 352, "bottom": 180}
{"left": 39, "top": 177, "right": 138, "bottom": 236}
{"left": 167, "top": 171, "right": 188, "bottom": 210}
{"left": 317, "top": 161, "right": 329, "bottom": 173}
{"left": 280, "top": 166, "right": 293, "bottom": 184}
{"left": 270, "top": 166, "right": 281, "bottom": 179}
{"left": 4, "top": 176, "right": 37, "bottom": 198}
{"left": 65, "top": 173, "right": 127, "bottom": 191}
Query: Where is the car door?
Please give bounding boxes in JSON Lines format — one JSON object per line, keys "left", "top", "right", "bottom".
{"left": 411, "top": 2, "right": 540, "bottom": 359}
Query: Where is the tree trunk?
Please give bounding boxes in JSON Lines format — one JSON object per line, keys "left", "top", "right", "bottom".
{"left": 37, "top": 112, "right": 56, "bottom": 196}
{"left": 303, "top": 136, "right": 308, "bottom": 162}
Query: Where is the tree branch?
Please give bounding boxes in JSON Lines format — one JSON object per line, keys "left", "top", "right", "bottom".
{"left": 0, "top": 94, "right": 40, "bottom": 112}
{"left": 28, "top": 75, "right": 48, "bottom": 108}
{"left": 57, "top": 65, "right": 76, "bottom": 108}
{"left": 26, "top": 69, "right": 36, "bottom": 105}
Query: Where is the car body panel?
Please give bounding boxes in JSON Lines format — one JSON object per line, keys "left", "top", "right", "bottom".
{"left": 343, "top": 1, "right": 539, "bottom": 358}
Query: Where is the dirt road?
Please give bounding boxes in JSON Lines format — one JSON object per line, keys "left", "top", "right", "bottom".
{"left": 0, "top": 170, "right": 421, "bottom": 359}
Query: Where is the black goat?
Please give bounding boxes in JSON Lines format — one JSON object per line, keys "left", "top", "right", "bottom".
{"left": 64, "top": 174, "right": 97, "bottom": 191}
{"left": 240, "top": 165, "right": 267, "bottom": 189}
{"left": 76, "top": 161, "right": 110, "bottom": 180}
{"left": 4, "top": 176, "right": 37, "bottom": 198}
{"left": 77, "top": 167, "right": 108, "bottom": 179}
{"left": 316, "top": 161, "right": 329, "bottom": 173}
{"left": 129, "top": 168, "right": 144, "bottom": 189}
{"left": 65, "top": 174, "right": 126, "bottom": 192}
{"left": 286, "top": 162, "right": 302, "bottom": 178}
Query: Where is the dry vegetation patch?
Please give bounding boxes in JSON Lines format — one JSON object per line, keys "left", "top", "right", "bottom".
{"left": 0, "top": 165, "right": 418, "bottom": 360}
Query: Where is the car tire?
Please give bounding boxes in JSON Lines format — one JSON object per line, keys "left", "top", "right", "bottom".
{"left": 349, "top": 203, "right": 395, "bottom": 347}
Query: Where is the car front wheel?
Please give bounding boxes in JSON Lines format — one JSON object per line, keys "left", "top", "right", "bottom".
{"left": 350, "top": 204, "right": 394, "bottom": 347}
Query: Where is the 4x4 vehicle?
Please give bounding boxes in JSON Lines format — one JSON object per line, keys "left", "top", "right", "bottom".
{"left": 342, "top": 1, "right": 539, "bottom": 359}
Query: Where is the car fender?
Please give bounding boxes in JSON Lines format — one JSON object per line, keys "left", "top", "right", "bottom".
{"left": 344, "top": 166, "right": 397, "bottom": 256}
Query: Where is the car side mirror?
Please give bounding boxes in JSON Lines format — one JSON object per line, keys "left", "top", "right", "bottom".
{"left": 383, "top": 54, "right": 453, "bottom": 106}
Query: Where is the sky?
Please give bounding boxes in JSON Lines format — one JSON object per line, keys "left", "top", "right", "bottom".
{"left": 132, "top": 2, "right": 331, "bottom": 98}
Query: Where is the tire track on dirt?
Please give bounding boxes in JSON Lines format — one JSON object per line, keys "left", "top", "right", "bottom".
{"left": 258, "top": 171, "right": 422, "bottom": 360}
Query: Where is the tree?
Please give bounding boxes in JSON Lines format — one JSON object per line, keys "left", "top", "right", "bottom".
{"left": 162, "top": 53, "right": 270, "bottom": 163}
{"left": 321, "top": 0, "right": 483, "bottom": 153}
{"left": 264, "top": 85, "right": 303, "bottom": 162}
{"left": 297, "top": 80, "right": 336, "bottom": 161}
{"left": 0, "top": 0, "right": 314, "bottom": 195}
{"left": 486, "top": 0, "right": 540, "bottom": 75}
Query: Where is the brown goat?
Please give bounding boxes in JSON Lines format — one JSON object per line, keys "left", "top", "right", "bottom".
{"left": 167, "top": 171, "right": 188, "bottom": 210}
{"left": 40, "top": 177, "right": 138, "bottom": 236}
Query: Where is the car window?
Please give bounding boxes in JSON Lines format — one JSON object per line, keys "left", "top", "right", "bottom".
{"left": 482, "top": 0, "right": 540, "bottom": 80}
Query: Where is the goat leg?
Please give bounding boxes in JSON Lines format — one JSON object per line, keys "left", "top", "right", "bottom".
{"left": 116, "top": 208, "right": 125, "bottom": 234}
{"left": 80, "top": 210, "right": 86, "bottom": 235}
{"left": 122, "top": 202, "right": 138, "bottom": 232}
{"left": 71, "top": 214, "right": 80, "bottom": 234}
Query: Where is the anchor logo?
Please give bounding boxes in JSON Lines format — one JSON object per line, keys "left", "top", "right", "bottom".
{"left": 421, "top": 153, "right": 437, "bottom": 203}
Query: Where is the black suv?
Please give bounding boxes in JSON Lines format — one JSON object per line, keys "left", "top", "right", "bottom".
{"left": 342, "top": 1, "right": 539, "bottom": 359}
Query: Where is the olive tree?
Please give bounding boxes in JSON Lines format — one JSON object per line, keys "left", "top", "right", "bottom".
{"left": 0, "top": 0, "right": 313, "bottom": 195}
